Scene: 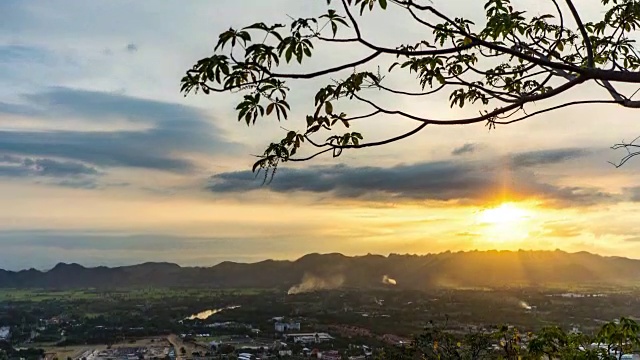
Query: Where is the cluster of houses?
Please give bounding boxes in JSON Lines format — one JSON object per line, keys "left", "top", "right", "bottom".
{"left": 199, "top": 317, "right": 374, "bottom": 359}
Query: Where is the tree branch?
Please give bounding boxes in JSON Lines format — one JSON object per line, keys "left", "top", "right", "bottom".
{"left": 353, "top": 76, "right": 586, "bottom": 125}
{"left": 564, "top": 0, "right": 594, "bottom": 67}
{"left": 270, "top": 51, "right": 382, "bottom": 79}
{"left": 494, "top": 99, "right": 622, "bottom": 125}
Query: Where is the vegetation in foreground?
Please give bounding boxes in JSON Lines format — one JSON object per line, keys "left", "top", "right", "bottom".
{"left": 382, "top": 317, "right": 640, "bottom": 359}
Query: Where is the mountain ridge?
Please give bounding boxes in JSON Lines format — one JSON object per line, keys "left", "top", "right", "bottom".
{"left": 2, "top": 250, "right": 639, "bottom": 290}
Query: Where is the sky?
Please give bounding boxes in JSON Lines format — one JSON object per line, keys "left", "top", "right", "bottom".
{"left": 1, "top": 0, "right": 640, "bottom": 270}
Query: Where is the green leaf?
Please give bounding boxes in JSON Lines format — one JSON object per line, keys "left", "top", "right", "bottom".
{"left": 379, "top": 0, "right": 387, "bottom": 9}
{"left": 285, "top": 46, "right": 293, "bottom": 63}
{"left": 296, "top": 50, "right": 303, "bottom": 64}
{"left": 325, "top": 101, "right": 333, "bottom": 114}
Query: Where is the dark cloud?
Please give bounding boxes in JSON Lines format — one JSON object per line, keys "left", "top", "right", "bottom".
{"left": 452, "top": 143, "right": 477, "bottom": 156}
{"left": 1, "top": 155, "right": 99, "bottom": 177}
{"left": 0, "top": 155, "right": 101, "bottom": 188}
{"left": 126, "top": 43, "right": 138, "bottom": 52}
{"left": 26, "top": 158, "right": 99, "bottom": 176}
{"left": 0, "top": 154, "right": 23, "bottom": 164}
{"left": 0, "top": 165, "right": 29, "bottom": 178}
{"left": 623, "top": 187, "right": 640, "bottom": 202}
{"left": 0, "top": 101, "right": 40, "bottom": 116}
{"left": 208, "top": 149, "right": 614, "bottom": 206}
{"left": 0, "top": 87, "right": 240, "bottom": 172}
{"left": 510, "top": 148, "right": 589, "bottom": 168}
{"left": 53, "top": 178, "right": 99, "bottom": 189}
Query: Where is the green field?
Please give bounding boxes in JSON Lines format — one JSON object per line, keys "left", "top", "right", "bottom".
{"left": 0, "top": 287, "right": 275, "bottom": 302}
{"left": 0, "top": 289, "right": 99, "bottom": 302}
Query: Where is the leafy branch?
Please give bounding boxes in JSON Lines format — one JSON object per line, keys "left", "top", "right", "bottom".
{"left": 182, "top": 0, "right": 640, "bottom": 176}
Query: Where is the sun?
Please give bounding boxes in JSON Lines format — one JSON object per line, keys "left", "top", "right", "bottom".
{"left": 476, "top": 202, "right": 532, "bottom": 243}
{"left": 477, "top": 203, "right": 529, "bottom": 225}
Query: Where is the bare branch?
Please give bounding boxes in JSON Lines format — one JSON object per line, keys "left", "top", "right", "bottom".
{"left": 270, "top": 52, "right": 382, "bottom": 79}
{"left": 495, "top": 99, "right": 622, "bottom": 125}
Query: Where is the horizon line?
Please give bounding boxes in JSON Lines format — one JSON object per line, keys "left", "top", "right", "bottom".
{"left": 3, "top": 248, "right": 633, "bottom": 273}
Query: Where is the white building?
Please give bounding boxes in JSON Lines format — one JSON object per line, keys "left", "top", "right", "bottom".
{"left": 285, "top": 332, "right": 333, "bottom": 344}
{"left": 0, "top": 326, "right": 10, "bottom": 341}
{"left": 238, "top": 353, "right": 254, "bottom": 360}
{"left": 275, "top": 322, "right": 301, "bottom": 332}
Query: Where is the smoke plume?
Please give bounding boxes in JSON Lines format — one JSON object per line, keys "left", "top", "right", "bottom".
{"left": 382, "top": 275, "right": 397, "bottom": 285}
{"left": 519, "top": 301, "right": 532, "bottom": 310}
{"left": 287, "top": 273, "right": 345, "bottom": 295}
{"left": 185, "top": 305, "right": 240, "bottom": 320}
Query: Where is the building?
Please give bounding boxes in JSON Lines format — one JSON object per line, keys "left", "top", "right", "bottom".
{"left": 320, "top": 350, "right": 341, "bottom": 360}
{"left": 284, "top": 332, "right": 333, "bottom": 344}
{"left": 238, "top": 353, "right": 254, "bottom": 360}
{"left": 275, "top": 322, "right": 301, "bottom": 333}
{"left": 0, "top": 326, "right": 10, "bottom": 341}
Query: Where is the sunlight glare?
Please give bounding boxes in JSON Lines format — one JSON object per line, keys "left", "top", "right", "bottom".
{"left": 476, "top": 203, "right": 532, "bottom": 243}
{"left": 477, "top": 203, "right": 529, "bottom": 225}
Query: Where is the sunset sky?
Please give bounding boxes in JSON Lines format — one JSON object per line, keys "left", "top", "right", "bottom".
{"left": 2, "top": 0, "right": 640, "bottom": 270}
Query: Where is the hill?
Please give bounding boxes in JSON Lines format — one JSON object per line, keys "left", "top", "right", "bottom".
{"left": 1, "top": 250, "right": 639, "bottom": 290}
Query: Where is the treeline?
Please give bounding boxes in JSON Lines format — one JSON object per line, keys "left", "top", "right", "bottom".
{"left": 0, "top": 341, "right": 44, "bottom": 360}
{"left": 380, "top": 317, "right": 640, "bottom": 359}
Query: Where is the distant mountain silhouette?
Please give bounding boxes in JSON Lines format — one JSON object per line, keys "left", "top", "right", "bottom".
{"left": 1, "top": 250, "right": 639, "bottom": 289}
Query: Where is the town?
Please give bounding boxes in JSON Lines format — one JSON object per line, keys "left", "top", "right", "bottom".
{"left": 2, "top": 285, "right": 640, "bottom": 360}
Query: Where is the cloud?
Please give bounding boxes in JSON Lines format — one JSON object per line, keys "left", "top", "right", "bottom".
{"left": 0, "top": 45, "right": 50, "bottom": 64}
{"left": 0, "top": 154, "right": 24, "bottom": 164}
{"left": 0, "top": 101, "right": 40, "bottom": 116}
{"left": 538, "top": 222, "right": 583, "bottom": 238}
{"left": 24, "top": 158, "right": 99, "bottom": 176}
{"left": 0, "top": 155, "right": 100, "bottom": 188}
{"left": 125, "top": 43, "right": 138, "bottom": 52}
{"left": 509, "top": 148, "right": 589, "bottom": 168}
{"left": 0, "top": 45, "right": 63, "bottom": 88}
{"left": 452, "top": 143, "right": 477, "bottom": 156}
{"left": 623, "top": 187, "right": 640, "bottom": 202}
{"left": 0, "top": 87, "right": 240, "bottom": 172}
{"left": 207, "top": 149, "right": 613, "bottom": 206}
{"left": 1, "top": 155, "right": 99, "bottom": 177}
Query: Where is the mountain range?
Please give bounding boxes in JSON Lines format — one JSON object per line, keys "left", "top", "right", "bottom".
{"left": 1, "top": 250, "right": 639, "bottom": 290}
